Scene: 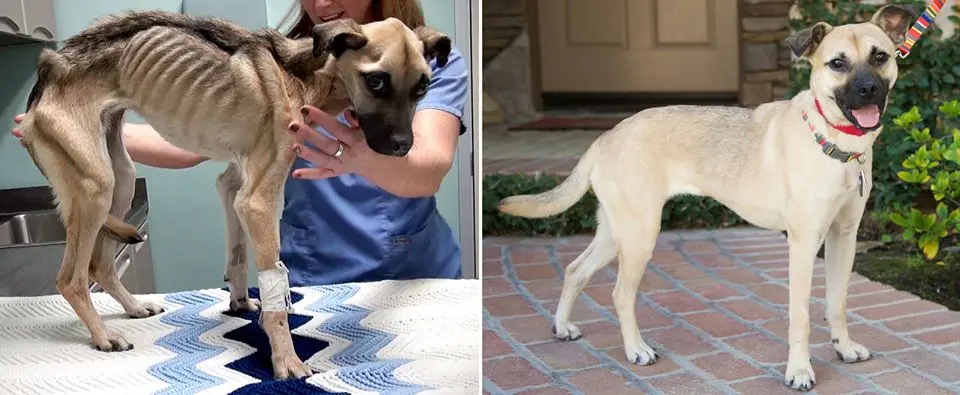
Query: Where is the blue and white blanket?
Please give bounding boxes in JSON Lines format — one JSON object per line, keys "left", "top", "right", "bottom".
{"left": 0, "top": 279, "right": 480, "bottom": 394}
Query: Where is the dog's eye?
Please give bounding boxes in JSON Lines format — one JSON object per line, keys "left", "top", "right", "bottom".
{"left": 873, "top": 52, "right": 889, "bottom": 64}
{"left": 415, "top": 81, "right": 429, "bottom": 96}
{"left": 828, "top": 58, "right": 846, "bottom": 71}
{"left": 365, "top": 74, "right": 386, "bottom": 91}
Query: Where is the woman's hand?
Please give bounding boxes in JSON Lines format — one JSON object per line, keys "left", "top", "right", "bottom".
{"left": 288, "top": 106, "right": 372, "bottom": 180}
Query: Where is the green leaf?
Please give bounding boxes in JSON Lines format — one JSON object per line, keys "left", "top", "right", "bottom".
{"left": 889, "top": 212, "right": 908, "bottom": 227}
{"left": 903, "top": 228, "right": 915, "bottom": 241}
{"left": 921, "top": 235, "right": 940, "bottom": 260}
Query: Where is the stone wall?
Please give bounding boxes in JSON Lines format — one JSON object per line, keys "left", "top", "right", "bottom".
{"left": 481, "top": 0, "right": 527, "bottom": 67}
{"left": 481, "top": 0, "right": 530, "bottom": 125}
{"left": 740, "top": 0, "right": 793, "bottom": 107}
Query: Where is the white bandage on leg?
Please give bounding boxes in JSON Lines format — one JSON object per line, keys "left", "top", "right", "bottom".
{"left": 258, "top": 261, "right": 293, "bottom": 312}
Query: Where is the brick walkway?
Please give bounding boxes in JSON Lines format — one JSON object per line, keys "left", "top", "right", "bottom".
{"left": 482, "top": 227, "right": 960, "bottom": 395}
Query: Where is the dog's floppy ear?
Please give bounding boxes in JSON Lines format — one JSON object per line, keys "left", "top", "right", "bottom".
{"left": 311, "top": 19, "right": 368, "bottom": 58}
{"left": 870, "top": 4, "right": 918, "bottom": 46}
{"left": 785, "top": 22, "right": 833, "bottom": 59}
{"left": 414, "top": 26, "right": 452, "bottom": 67}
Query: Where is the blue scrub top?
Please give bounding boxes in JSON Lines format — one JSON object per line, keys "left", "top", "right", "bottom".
{"left": 279, "top": 46, "right": 469, "bottom": 287}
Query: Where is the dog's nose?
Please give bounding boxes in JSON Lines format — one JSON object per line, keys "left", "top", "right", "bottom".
{"left": 392, "top": 142, "right": 411, "bottom": 156}
{"left": 858, "top": 82, "right": 878, "bottom": 98}
{"left": 390, "top": 137, "right": 412, "bottom": 156}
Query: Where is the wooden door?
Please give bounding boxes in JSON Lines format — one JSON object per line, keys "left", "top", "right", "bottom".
{"left": 535, "top": 0, "right": 740, "bottom": 93}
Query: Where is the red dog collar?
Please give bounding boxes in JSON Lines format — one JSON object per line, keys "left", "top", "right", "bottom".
{"left": 814, "top": 99, "right": 867, "bottom": 137}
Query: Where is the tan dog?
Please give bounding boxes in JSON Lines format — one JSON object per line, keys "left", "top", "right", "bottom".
{"left": 17, "top": 10, "right": 450, "bottom": 379}
{"left": 497, "top": 5, "right": 915, "bottom": 391}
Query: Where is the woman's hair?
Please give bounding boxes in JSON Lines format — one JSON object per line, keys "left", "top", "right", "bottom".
{"left": 281, "top": 0, "right": 426, "bottom": 39}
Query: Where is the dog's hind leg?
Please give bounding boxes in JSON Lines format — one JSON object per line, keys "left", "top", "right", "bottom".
{"left": 825, "top": 204, "right": 871, "bottom": 364}
{"left": 217, "top": 162, "right": 259, "bottom": 313}
{"left": 605, "top": 195, "right": 664, "bottom": 366}
{"left": 26, "top": 105, "right": 131, "bottom": 352}
{"left": 89, "top": 109, "right": 164, "bottom": 318}
{"left": 553, "top": 206, "right": 616, "bottom": 341}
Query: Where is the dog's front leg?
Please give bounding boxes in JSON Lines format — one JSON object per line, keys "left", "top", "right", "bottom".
{"left": 825, "top": 209, "right": 871, "bottom": 363}
{"left": 784, "top": 225, "right": 824, "bottom": 392}
{"left": 235, "top": 148, "right": 311, "bottom": 380}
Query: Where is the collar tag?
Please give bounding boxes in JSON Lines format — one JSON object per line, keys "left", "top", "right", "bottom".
{"left": 858, "top": 168, "right": 865, "bottom": 197}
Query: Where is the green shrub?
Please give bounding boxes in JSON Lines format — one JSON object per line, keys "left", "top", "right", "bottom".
{"left": 880, "top": 101, "right": 960, "bottom": 260}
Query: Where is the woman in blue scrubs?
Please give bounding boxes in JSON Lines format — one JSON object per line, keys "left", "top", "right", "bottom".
{"left": 10, "top": 0, "right": 468, "bottom": 287}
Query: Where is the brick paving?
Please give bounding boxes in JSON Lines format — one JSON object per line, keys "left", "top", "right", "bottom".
{"left": 482, "top": 227, "right": 960, "bottom": 395}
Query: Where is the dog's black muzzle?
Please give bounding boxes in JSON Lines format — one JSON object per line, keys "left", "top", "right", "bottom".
{"left": 834, "top": 69, "right": 889, "bottom": 132}
{"left": 356, "top": 111, "right": 413, "bottom": 157}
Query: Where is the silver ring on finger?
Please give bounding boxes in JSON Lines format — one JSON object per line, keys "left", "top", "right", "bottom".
{"left": 333, "top": 142, "right": 344, "bottom": 159}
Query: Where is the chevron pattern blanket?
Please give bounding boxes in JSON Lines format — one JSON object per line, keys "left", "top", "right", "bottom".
{"left": 0, "top": 279, "right": 480, "bottom": 394}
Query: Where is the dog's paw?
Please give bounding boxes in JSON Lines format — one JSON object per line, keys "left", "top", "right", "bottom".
{"left": 229, "top": 297, "right": 261, "bottom": 313}
{"left": 272, "top": 353, "right": 313, "bottom": 380}
{"left": 93, "top": 330, "right": 134, "bottom": 352}
{"left": 784, "top": 359, "right": 816, "bottom": 392}
{"left": 624, "top": 340, "right": 659, "bottom": 365}
{"left": 551, "top": 322, "right": 582, "bottom": 341}
{"left": 127, "top": 301, "right": 165, "bottom": 318}
{"left": 834, "top": 340, "right": 871, "bottom": 363}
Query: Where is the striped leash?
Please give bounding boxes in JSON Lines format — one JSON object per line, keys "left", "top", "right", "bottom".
{"left": 896, "top": 0, "right": 949, "bottom": 58}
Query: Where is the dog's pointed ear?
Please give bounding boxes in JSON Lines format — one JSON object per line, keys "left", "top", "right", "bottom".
{"left": 414, "top": 26, "right": 452, "bottom": 67}
{"left": 870, "top": 4, "right": 918, "bottom": 46}
{"left": 785, "top": 22, "right": 833, "bottom": 59}
{"left": 311, "top": 19, "right": 368, "bottom": 58}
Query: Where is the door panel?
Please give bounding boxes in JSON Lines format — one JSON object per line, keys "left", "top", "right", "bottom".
{"left": 537, "top": 0, "right": 739, "bottom": 93}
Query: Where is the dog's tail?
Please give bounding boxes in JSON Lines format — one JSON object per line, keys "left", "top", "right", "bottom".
{"left": 101, "top": 215, "right": 145, "bottom": 244}
{"left": 497, "top": 138, "right": 602, "bottom": 218}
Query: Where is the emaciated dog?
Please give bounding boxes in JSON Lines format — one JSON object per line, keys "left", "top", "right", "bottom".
{"left": 497, "top": 4, "right": 915, "bottom": 391}
{"left": 17, "top": 10, "right": 450, "bottom": 379}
